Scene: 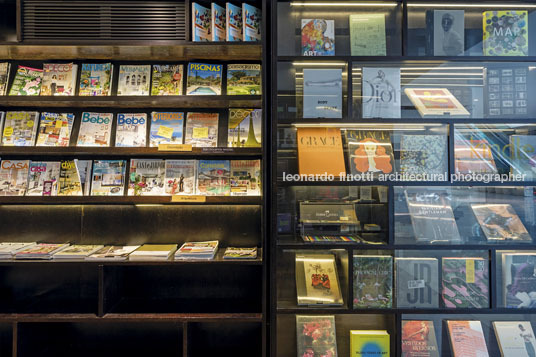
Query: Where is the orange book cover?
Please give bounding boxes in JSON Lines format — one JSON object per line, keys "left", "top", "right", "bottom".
{"left": 297, "top": 127, "right": 346, "bottom": 176}
{"left": 447, "top": 320, "right": 489, "bottom": 357}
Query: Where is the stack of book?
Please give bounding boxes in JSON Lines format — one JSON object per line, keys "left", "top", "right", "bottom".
{"left": 14, "top": 243, "right": 70, "bottom": 260}
{"left": 175, "top": 241, "right": 219, "bottom": 260}
{"left": 223, "top": 247, "right": 257, "bottom": 259}
{"left": 128, "top": 244, "right": 178, "bottom": 261}
{"left": 0, "top": 242, "right": 36, "bottom": 259}
{"left": 53, "top": 245, "right": 104, "bottom": 260}
{"left": 86, "top": 245, "right": 141, "bottom": 261}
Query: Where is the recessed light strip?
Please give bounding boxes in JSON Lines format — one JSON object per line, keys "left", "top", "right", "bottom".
{"left": 408, "top": 3, "right": 536, "bottom": 8}
{"left": 290, "top": 2, "right": 398, "bottom": 6}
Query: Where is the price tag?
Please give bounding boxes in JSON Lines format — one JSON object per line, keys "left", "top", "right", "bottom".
{"left": 3, "top": 127, "right": 13, "bottom": 137}
{"left": 158, "top": 144, "right": 193, "bottom": 152}
{"left": 171, "top": 195, "right": 206, "bottom": 203}
{"left": 192, "top": 127, "right": 209, "bottom": 139}
{"left": 407, "top": 280, "right": 425, "bottom": 289}
{"left": 466, "top": 259, "right": 475, "bottom": 284}
{"left": 157, "top": 125, "right": 174, "bottom": 139}
{"left": 55, "top": 120, "right": 63, "bottom": 129}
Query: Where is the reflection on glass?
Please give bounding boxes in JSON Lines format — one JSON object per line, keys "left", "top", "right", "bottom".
{"left": 497, "top": 250, "right": 536, "bottom": 308}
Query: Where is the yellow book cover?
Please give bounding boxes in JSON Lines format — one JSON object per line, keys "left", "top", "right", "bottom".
{"left": 297, "top": 127, "right": 346, "bottom": 176}
{"left": 350, "top": 330, "right": 390, "bottom": 357}
{"left": 483, "top": 11, "right": 528, "bottom": 56}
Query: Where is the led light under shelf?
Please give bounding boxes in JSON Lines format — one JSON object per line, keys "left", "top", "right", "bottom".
{"left": 290, "top": 2, "right": 398, "bottom": 6}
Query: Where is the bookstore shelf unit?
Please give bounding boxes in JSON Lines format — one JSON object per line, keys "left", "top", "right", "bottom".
{"left": 0, "top": 0, "right": 267, "bottom": 356}
{"left": 271, "top": 0, "right": 536, "bottom": 356}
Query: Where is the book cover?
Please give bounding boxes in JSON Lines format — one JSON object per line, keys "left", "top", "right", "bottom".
{"left": 228, "top": 108, "right": 262, "bottom": 147}
{"left": 400, "top": 135, "right": 448, "bottom": 177}
{"left": 401, "top": 320, "right": 440, "bottom": 357}
{"left": 297, "top": 127, "right": 346, "bottom": 176}
{"left": 117, "top": 65, "right": 151, "bottom": 96}
{"left": 296, "top": 315, "right": 338, "bottom": 357}
{"left": 186, "top": 63, "right": 222, "bottom": 95}
{"left": 8, "top": 65, "right": 43, "bottom": 96}
{"left": 15, "top": 243, "right": 69, "bottom": 259}
{"left": 192, "top": 2, "right": 211, "bottom": 42}
{"left": 40, "top": 63, "right": 77, "bottom": 96}
{"left": 350, "top": 330, "right": 389, "bottom": 357}
{"left": 301, "top": 19, "right": 335, "bottom": 56}
{"left": 77, "top": 160, "right": 92, "bottom": 196}
{"left": 433, "top": 10, "right": 464, "bottom": 56}
{"left": 471, "top": 203, "right": 531, "bottom": 242}
{"left": 223, "top": 247, "right": 257, "bottom": 259}
{"left": 483, "top": 10, "right": 528, "bottom": 56}
{"left": 0, "top": 160, "right": 29, "bottom": 196}
{"left": 115, "top": 113, "right": 147, "bottom": 147}
{"left": 0, "top": 242, "right": 36, "bottom": 258}
{"left": 53, "top": 245, "right": 104, "bottom": 259}
{"left": 227, "top": 64, "right": 261, "bottom": 95}
{"left": 493, "top": 321, "right": 536, "bottom": 357}
{"left": 296, "top": 253, "right": 343, "bottom": 306}
{"left": 79, "top": 63, "right": 112, "bottom": 96}
{"left": 196, "top": 160, "right": 230, "bottom": 196}
{"left": 0, "top": 62, "right": 10, "bottom": 95}
{"left": 211, "top": 3, "right": 226, "bottom": 41}
{"left": 486, "top": 66, "right": 529, "bottom": 117}
{"left": 77, "top": 112, "right": 113, "bottom": 147}
{"left": 353, "top": 255, "right": 393, "bottom": 308}
{"left": 242, "top": 3, "right": 261, "bottom": 42}
{"left": 447, "top": 320, "right": 489, "bottom": 357}
{"left": 396, "top": 258, "right": 439, "bottom": 308}
{"left": 58, "top": 159, "right": 82, "bottom": 196}
{"left": 150, "top": 112, "right": 184, "bottom": 147}
{"left": 27, "top": 161, "right": 61, "bottom": 196}
{"left": 362, "top": 67, "right": 400, "bottom": 118}
{"left": 91, "top": 160, "right": 126, "bottom": 196}
{"left": 349, "top": 14, "right": 386, "bottom": 56}
{"left": 226, "top": 2, "right": 242, "bottom": 41}
{"left": 454, "top": 136, "right": 499, "bottom": 174}
{"left": 442, "top": 257, "right": 489, "bottom": 308}
{"left": 501, "top": 252, "right": 536, "bottom": 308}
{"left": 128, "top": 159, "right": 166, "bottom": 196}
{"left": 303, "top": 68, "right": 342, "bottom": 118}
{"left": 87, "top": 245, "right": 140, "bottom": 260}
{"left": 184, "top": 112, "right": 219, "bottom": 147}
{"left": 230, "top": 159, "right": 261, "bottom": 196}
{"left": 36, "top": 112, "right": 74, "bottom": 147}
{"left": 346, "top": 130, "right": 394, "bottom": 177}
{"left": 164, "top": 159, "right": 196, "bottom": 195}
{"left": 2, "top": 111, "right": 39, "bottom": 146}
{"left": 404, "top": 88, "right": 470, "bottom": 117}
{"left": 129, "top": 244, "right": 178, "bottom": 260}
{"left": 151, "top": 64, "right": 183, "bottom": 96}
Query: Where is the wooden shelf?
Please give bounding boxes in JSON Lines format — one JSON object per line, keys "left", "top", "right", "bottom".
{"left": 0, "top": 196, "right": 262, "bottom": 205}
{"left": 0, "top": 312, "right": 262, "bottom": 322}
{"left": 277, "top": 55, "right": 536, "bottom": 62}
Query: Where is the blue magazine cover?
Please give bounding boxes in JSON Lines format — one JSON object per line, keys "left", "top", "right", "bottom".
{"left": 186, "top": 63, "right": 222, "bottom": 95}
{"left": 149, "top": 112, "right": 184, "bottom": 147}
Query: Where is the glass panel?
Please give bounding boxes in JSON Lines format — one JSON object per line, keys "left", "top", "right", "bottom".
{"left": 496, "top": 250, "right": 536, "bottom": 308}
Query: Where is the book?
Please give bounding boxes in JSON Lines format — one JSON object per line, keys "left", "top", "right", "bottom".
{"left": 297, "top": 127, "right": 346, "bottom": 176}
{"left": 350, "top": 330, "right": 390, "bottom": 357}
{"left": 346, "top": 130, "right": 394, "bottom": 177}
{"left": 58, "top": 160, "right": 83, "bottom": 196}
{"left": 15, "top": 243, "right": 69, "bottom": 260}
{"left": 151, "top": 64, "right": 183, "bottom": 96}
{"left": 296, "top": 315, "right": 338, "bottom": 357}
{"left": 40, "top": 63, "right": 77, "bottom": 96}
{"left": 442, "top": 257, "right": 489, "bottom": 308}
{"left": 301, "top": 19, "right": 335, "bottom": 56}
{"left": 432, "top": 10, "right": 465, "bottom": 56}
{"left": 0, "top": 62, "right": 10, "bottom": 95}
{"left": 196, "top": 160, "right": 230, "bottom": 196}
{"left": 117, "top": 65, "right": 151, "bottom": 96}
{"left": 0, "top": 160, "right": 30, "bottom": 196}
{"left": 230, "top": 159, "right": 261, "bottom": 196}
{"left": 226, "top": 2, "right": 242, "bottom": 41}
{"left": 192, "top": 2, "right": 211, "bottom": 42}
{"left": 485, "top": 66, "right": 529, "bottom": 117}
{"left": 36, "top": 112, "right": 74, "bottom": 147}
{"left": 115, "top": 113, "right": 147, "bottom": 147}
{"left": 79, "top": 63, "right": 113, "bottom": 96}
{"left": 128, "top": 244, "right": 178, "bottom": 261}
{"left": 405, "top": 88, "right": 470, "bottom": 117}
{"left": 184, "top": 112, "right": 219, "bottom": 147}
{"left": 53, "top": 245, "right": 104, "bottom": 260}
{"left": 483, "top": 10, "right": 528, "bottom": 56}
{"left": 86, "top": 245, "right": 140, "bottom": 261}
{"left": 501, "top": 252, "right": 536, "bottom": 308}
{"left": 175, "top": 241, "right": 219, "bottom": 260}
{"left": 27, "top": 161, "right": 61, "bottom": 196}
{"left": 8, "top": 65, "right": 43, "bottom": 96}
{"left": 471, "top": 203, "right": 531, "bottom": 242}
{"left": 150, "top": 112, "right": 184, "bottom": 147}
{"left": 295, "top": 253, "right": 343, "bottom": 306}
{"left": 2, "top": 111, "right": 39, "bottom": 146}
{"left": 211, "top": 3, "right": 226, "bottom": 41}
{"left": 401, "top": 320, "right": 440, "bottom": 357}
{"left": 493, "top": 321, "right": 536, "bottom": 357}
{"left": 77, "top": 112, "right": 113, "bottom": 147}
{"left": 90, "top": 160, "right": 126, "bottom": 196}
{"left": 362, "top": 67, "right": 400, "bottom": 118}
{"left": 454, "top": 136, "right": 499, "bottom": 174}
{"left": 227, "top": 108, "right": 262, "bottom": 147}
{"left": 349, "top": 14, "right": 386, "bottom": 56}
{"left": 76, "top": 160, "right": 92, "bottom": 196}
{"left": 164, "top": 159, "right": 196, "bottom": 195}
{"left": 396, "top": 258, "right": 439, "bottom": 308}
{"left": 400, "top": 135, "right": 448, "bottom": 178}
{"left": 0, "top": 242, "right": 36, "bottom": 260}
{"left": 227, "top": 64, "right": 261, "bottom": 95}
{"left": 447, "top": 320, "right": 489, "bottom": 357}
{"left": 128, "top": 159, "right": 166, "bottom": 196}
{"left": 223, "top": 247, "right": 258, "bottom": 259}
{"left": 242, "top": 3, "right": 260, "bottom": 42}
{"left": 186, "top": 62, "right": 222, "bottom": 95}
{"left": 303, "top": 68, "right": 342, "bottom": 118}
{"left": 353, "top": 255, "right": 393, "bottom": 308}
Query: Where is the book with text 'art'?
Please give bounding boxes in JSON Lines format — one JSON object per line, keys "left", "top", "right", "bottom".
{"left": 301, "top": 19, "right": 335, "bottom": 56}
{"left": 77, "top": 160, "right": 92, "bottom": 196}
{"left": 242, "top": 3, "right": 260, "bottom": 42}
{"left": 494, "top": 321, "right": 536, "bottom": 357}
{"left": 454, "top": 136, "right": 498, "bottom": 174}
{"left": 211, "top": 3, "right": 226, "bottom": 41}
{"left": 41, "top": 63, "right": 77, "bottom": 96}
{"left": 150, "top": 112, "right": 184, "bottom": 147}
{"left": 510, "top": 135, "right": 536, "bottom": 180}
{"left": 485, "top": 66, "right": 528, "bottom": 118}
{"left": 128, "top": 159, "right": 166, "bottom": 196}
{"left": 349, "top": 14, "right": 386, "bottom": 56}
{"left": 400, "top": 135, "right": 448, "bottom": 178}
{"left": 184, "top": 112, "right": 219, "bottom": 147}
{"left": 151, "top": 64, "right": 183, "bottom": 96}
{"left": 196, "top": 160, "right": 230, "bottom": 196}
{"left": 164, "top": 159, "right": 196, "bottom": 195}
{"left": 79, "top": 63, "right": 113, "bottom": 96}
{"left": 27, "top": 161, "right": 61, "bottom": 196}
{"left": 227, "top": 64, "right": 261, "bottom": 95}
{"left": 346, "top": 130, "right": 394, "bottom": 178}
{"left": 0, "top": 242, "right": 36, "bottom": 260}
{"left": 362, "top": 67, "right": 400, "bottom": 119}
{"left": 77, "top": 112, "right": 113, "bottom": 147}
{"left": 58, "top": 159, "right": 82, "bottom": 196}
{"left": 226, "top": 2, "right": 242, "bottom": 41}
{"left": 2, "top": 111, "right": 39, "bottom": 146}
{"left": 230, "top": 159, "right": 261, "bottom": 196}
{"left": 117, "top": 65, "right": 151, "bottom": 96}
{"left": 223, "top": 247, "right": 258, "bottom": 259}
{"left": 483, "top": 10, "right": 528, "bottom": 56}
{"left": 91, "top": 160, "right": 126, "bottom": 196}
{"left": 115, "top": 113, "right": 147, "bottom": 147}
{"left": 186, "top": 63, "right": 222, "bottom": 95}
{"left": 303, "top": 68, "right": 342, "bottom": 118}
{"left": 192, "top": 2, "right": 211, "bottom": 42}
{"left": 0, "top": 62, "right": 10, "bottom": 95}
{"left": 353, "top": 255, "right": 393, "bottom": 309}
{"left": 501, "top": 252, "right": 536, "bottom": 308}
{"left": 296, "top": 315, "right": 338, "bottom": 357}
{"left": 297, "top": 127, "right": 346, "bottom": 176}
{"left": 53, "top": 245, "right": 104, "bottom": 260}
{"left": 471, "top": 203, "right": 531, "bottom": 242}
{"left": 401, "top": 320, "right": 439, "bottom": 357}
{"left": 86, "top": 245, "right": 140, "bottom": 261}
{"left": 15, "top": 243, "right": 69, "bottom": 260}
{"left": 405, "top": 88, "right": 470, "bottom": 117}
{"left": 396, "top": 257, "right": 439, "bottom": 308}
{"left": 175, "top": 241, "right": 219, "bottom": 260}
{"left": 36, "top": 112, "right": 74, "bottom": 147}
{"left": 228, "top": 108, "right": 262, "bottom": 148}
{"left": 350, "top": 330, "right": 390, "bottom": 357}
{"left": 129, "top": 244, "right": 178, "bottom": 261}
{"left": 429, "top": 10, "right": 465, "bottom": 56}
{"left": 9, "top": 65, "right": 43, "bottom": 96}
{"left": 442, "top": 257, "right": 489, "bottom": 308}
{"left": 0, "top": 160, "right": 29, "bottom": 196}
{"left": 295, "top": 253, "right": 343, "bottom": 306}
{"left": 447, "top": 320, "right": 489, "bottom": 357}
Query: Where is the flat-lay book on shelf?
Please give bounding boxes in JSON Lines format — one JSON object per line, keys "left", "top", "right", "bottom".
{"left": 401, "top": 320, "right": 439, "bottom": 357}
{"left": 295, "top": 253, "right": 343, "bottom": 306}
{"left": 0, "top": 242, "right": 36, "bottom": 260}
{"left": 53, "top": 245, "right": 104, "bottom": 260}
{"left": 86, "top": 245, "right": 141, "bottom": 261}
{"left": 175, "top": 241, "right": 219, "bottom": 260}
{"left": 296, "top": 315, "right": 338, "bottom": 357}
{"left": 14, "top": 243, "right": 69, "bottom": 260}
{"left": 223, "top": 247, "right": 257, "bottom": 259}
{"left": 128, "top": 244, "right": 178, "bottom": 261}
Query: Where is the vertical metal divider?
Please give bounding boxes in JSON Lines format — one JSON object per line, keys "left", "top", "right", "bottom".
{"left": 11, "top": 321, "right": 17, "bottom": 357}
{"left": 182, "top": 321, "right": 188, "bottom": 357}
{"left": 490, "top": 248, "right": 497, "bottom": 309}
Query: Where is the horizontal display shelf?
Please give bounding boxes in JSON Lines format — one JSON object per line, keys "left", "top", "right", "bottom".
{"left": 0, "top": 196, "right": 262, "bottom": 205}
{"left": 277, "top": 118, "right": 536, "bottom": 125}
{"left": 0, "top": 147, "right": 262, "bottom": 157}
{"left": 276, "top": 308, "right": 536, "bottom": 315}
{"left": 0, "top": 312, "right": 263, "bottom": 322}
{"left": 277, "top": 55, "right": 536, "bottom": 62}
{"left": 276, "top": 180, "right": 536, "bottom": 187}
